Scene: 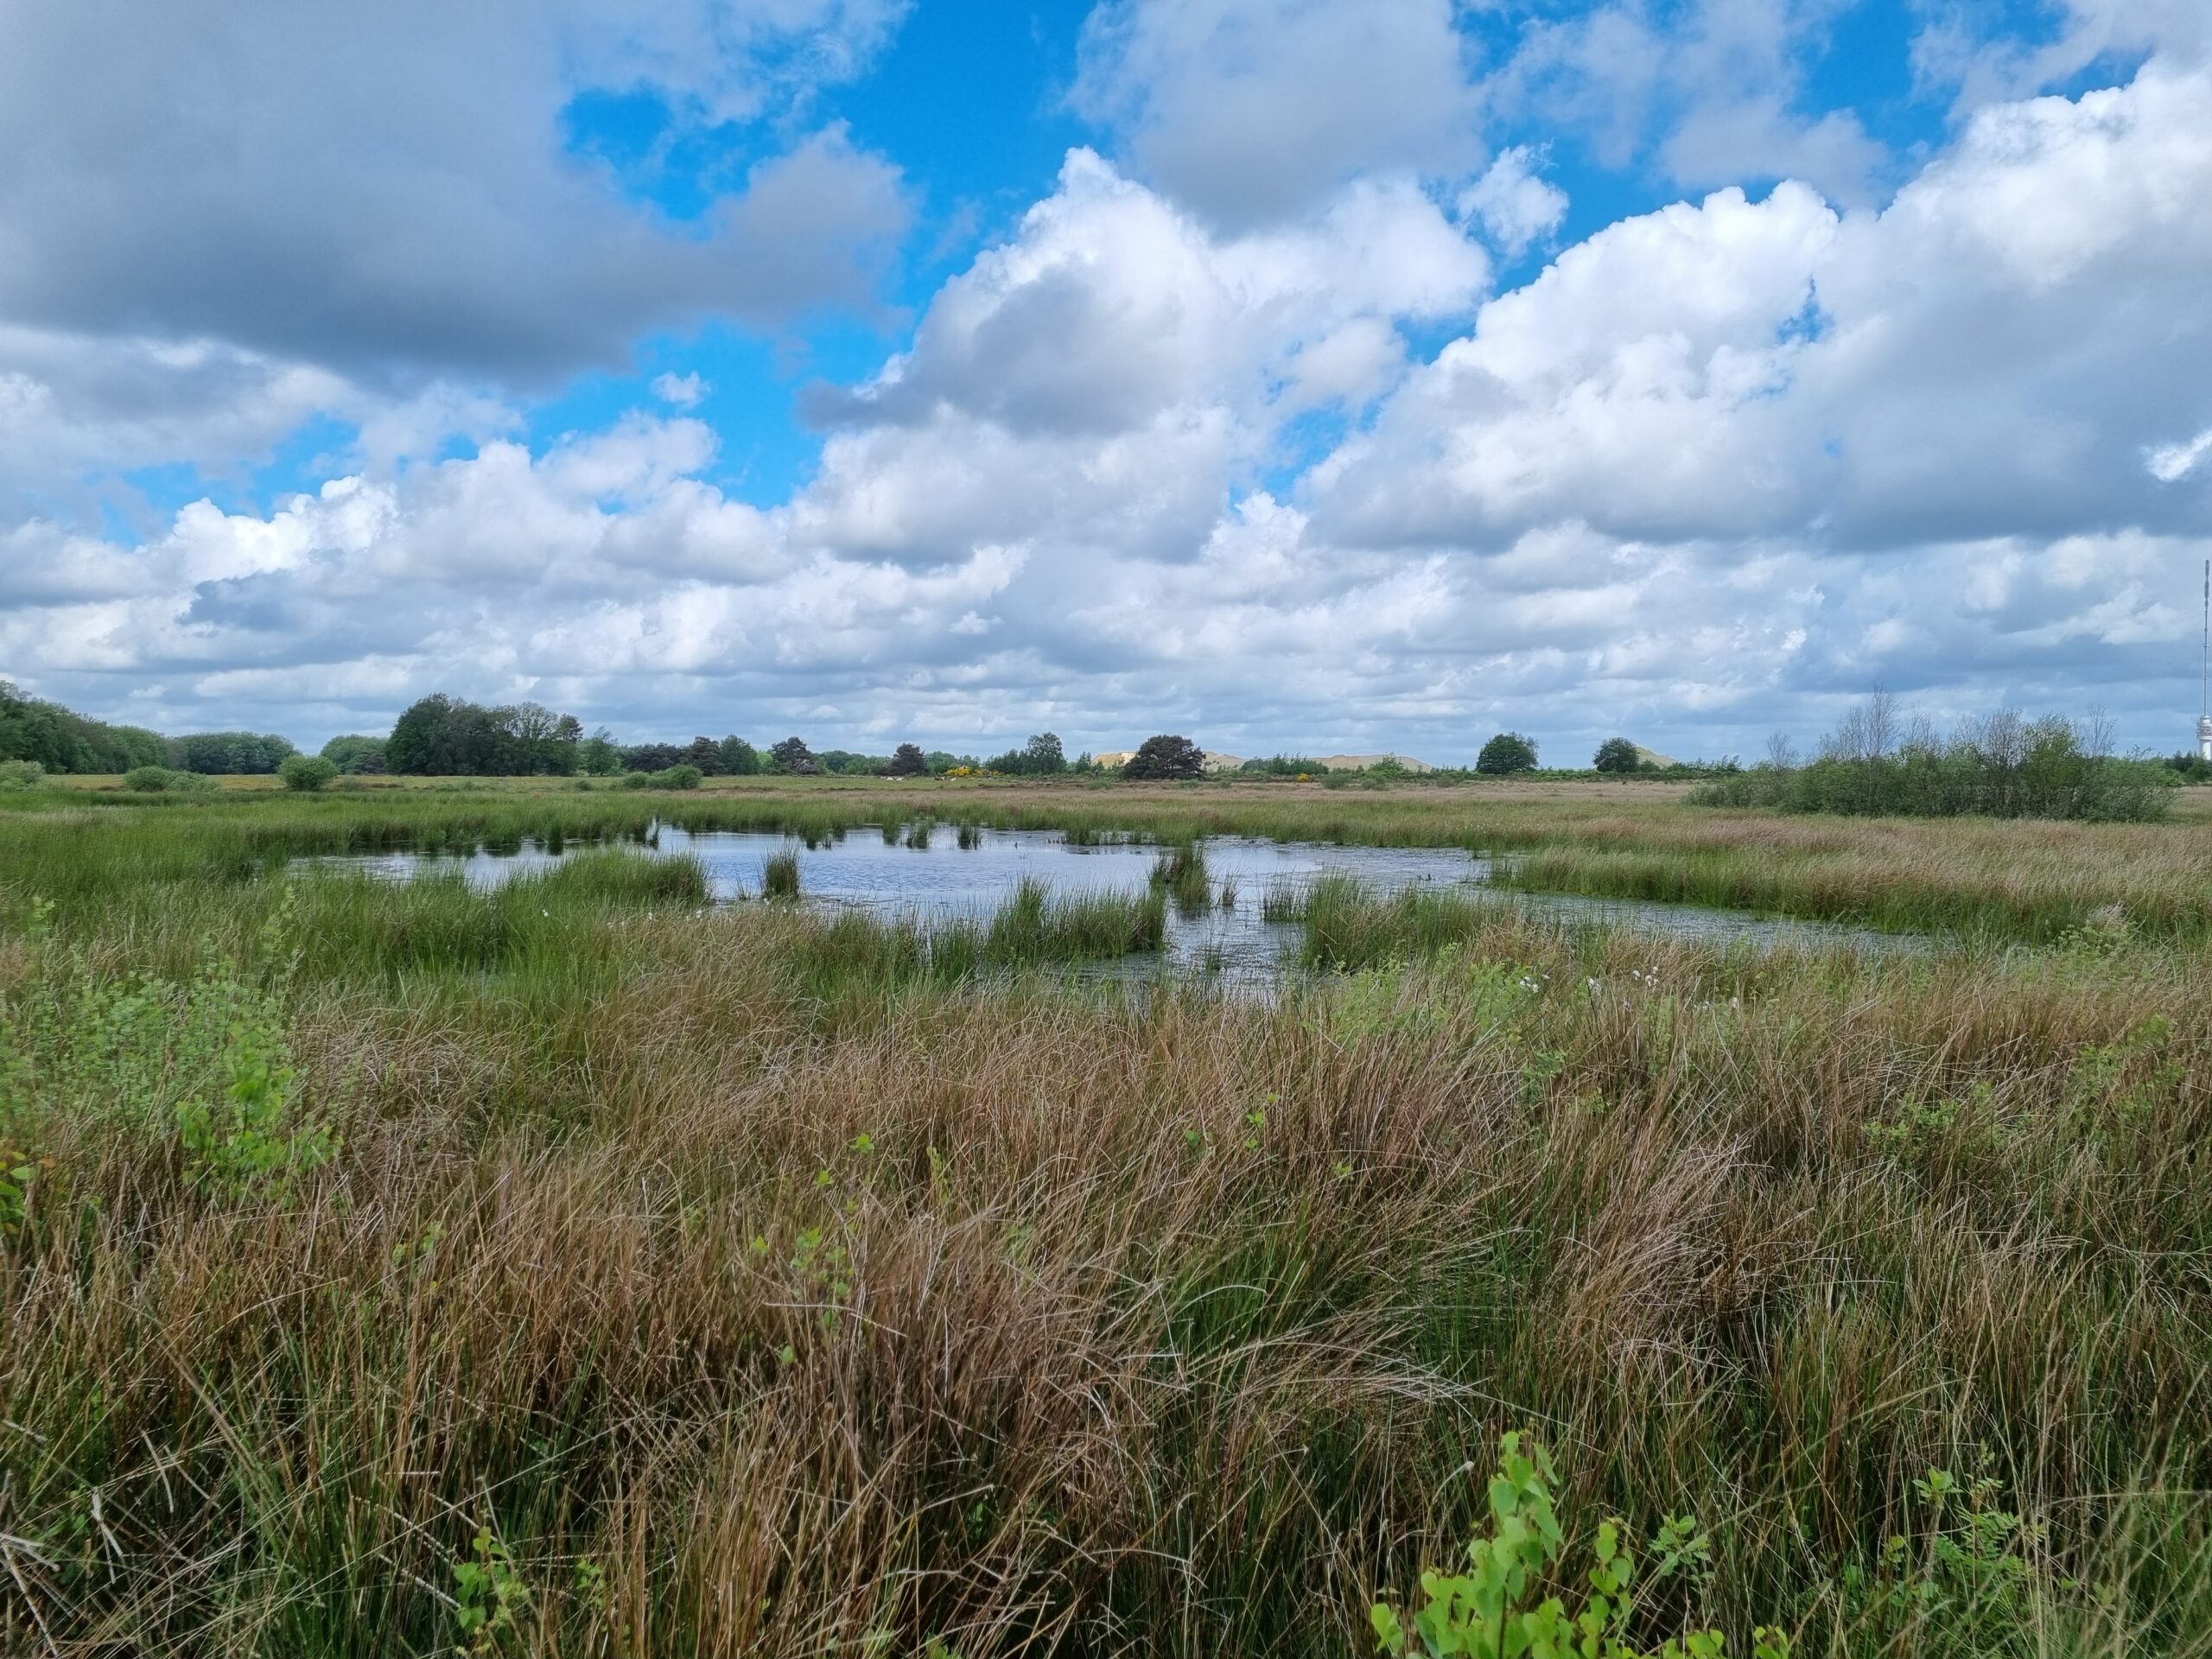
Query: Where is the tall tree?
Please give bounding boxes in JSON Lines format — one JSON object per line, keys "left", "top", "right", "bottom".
{"left": 1122, "top": 734, "right": 1205, "bottom": 780}
{"left": 385, "top": 695, "right": 455, "bottom": 775}
{"left": 1592, "top": 737, "right": 1641, "bottom": 773}
{"left": 580, "top": 727, "right": 623, "bottom": 775}
{"left": 387, "top": 694, "right": 588, "bottom": 775}
{"left": 319, "top": 734, "right": 387, "bottom": 773}
{"left": 1476, "top": 733, "right": 1538, "bottom": 774}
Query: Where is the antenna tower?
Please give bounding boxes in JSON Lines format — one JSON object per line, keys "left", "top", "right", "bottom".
{"left": 2200, "top": 559, "right": 2212, "bottom": 762}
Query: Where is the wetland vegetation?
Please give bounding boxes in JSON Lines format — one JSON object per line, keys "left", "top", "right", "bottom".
{"left": 3, "top": 775, "right": 2212, "bottom": 1655}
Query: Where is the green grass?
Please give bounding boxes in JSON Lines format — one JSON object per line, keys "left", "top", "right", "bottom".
{"left": 4, "top": 785, "right": 2212, "bottom": 1655}
{"left": 762, "top": 847, "right": 802, "bottom": 898}
{"left": 1148, "top": 840, "right": 1212, "bottom": 913}
{"left": 11, "top": 778, "right": 2212, "bottom": 944}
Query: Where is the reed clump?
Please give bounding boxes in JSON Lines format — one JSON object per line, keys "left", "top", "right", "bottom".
{"left": 1298, "top": 871, "right": 1497, "bottom": 968}
{"left": 973, "top": 876, "right": 1166, "bottom": 965}
{"left": 1149, "top": 841, "right": 1211, "bottom": 913}
{"left": 762, "top": 847, "right": 801, "bottom": 899}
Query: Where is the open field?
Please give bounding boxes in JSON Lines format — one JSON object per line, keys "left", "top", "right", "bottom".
{"left": 5, "top": 782, "right": 2212, "bottom": 1656}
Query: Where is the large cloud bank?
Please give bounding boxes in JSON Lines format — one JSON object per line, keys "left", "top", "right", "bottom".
{"left": 5, "top": 0, "right": 2210, "bottom": 760}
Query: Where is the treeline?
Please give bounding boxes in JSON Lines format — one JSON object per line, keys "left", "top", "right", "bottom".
{"left": 170, "top": 731, "right": 298, "bottom": 774}
{"left": 384, "top": 696, "right": 588, "bottom": 776}
{"left": 618, "top": 733, "right": 1095, "bottom": 779}
{"left": 1, "top": 681, "right": 166, "bottom": 773}
{"left": 375, "top": 695, "right": 1097, "bottom": 781}
{"left": 1693, "top": 697, "right": 2173, "bottom": 822}
{"left": 1, "top": 681, "right": 323, "bottom": 776}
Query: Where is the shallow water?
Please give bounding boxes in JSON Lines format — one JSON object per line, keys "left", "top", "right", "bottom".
{"left": 307, "top": 823, "right": 1910, "bottom": 977}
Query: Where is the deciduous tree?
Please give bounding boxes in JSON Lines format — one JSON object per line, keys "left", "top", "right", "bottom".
{"left": 1122, "top": 734, "right": 1205, "bottom": 780}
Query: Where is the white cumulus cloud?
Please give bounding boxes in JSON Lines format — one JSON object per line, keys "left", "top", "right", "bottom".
{"left": 6, "top": 32, "right": 2212, "bottom": 762}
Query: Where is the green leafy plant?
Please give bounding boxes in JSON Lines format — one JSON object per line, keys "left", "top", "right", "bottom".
{"left": 789, "top": 1224, "right": 853, "bottom": 1329}
{"left": 276, "top": 753, "right": 340, "bottom": 791}
{"left": 570, "top": 1555, "right": 607, "bottom": 1618}
{"left": 121, "top": 765, "right": 219, "bottom": 794}
{"left": 1371, "top": 1433, "right": 1789, "bottom": 1659}
{"left": 1842, "top": 1459, "right": 2042, "bottom": 1655}
{"left": 453, "top": 1524, "right": 529, "bottom": 1654}
{"left": 0, "top": 1139, "right": 51, "bottom": 1235}
{"left": 2065, "top": 1017, "right": 2180, "bottom": 1145}
{"left": 0, "top": 892, "right": 336, "bottom": 1205}
{"left": 1866, "top": 1080, "right": 2009, "bottom": 1171}
{"left": 172, "top": 983, "right": 334, "bottom": 1198}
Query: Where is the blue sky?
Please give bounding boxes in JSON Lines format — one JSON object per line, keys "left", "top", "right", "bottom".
{"left": 3, "top": 0, "right": 2208, "bottom": 763}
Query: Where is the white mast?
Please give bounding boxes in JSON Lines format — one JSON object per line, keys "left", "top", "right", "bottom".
{"left": 2200, "top": 558, "right": 2212, "bottom": 762}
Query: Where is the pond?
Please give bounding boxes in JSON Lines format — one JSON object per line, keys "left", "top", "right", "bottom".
{"left": 306, "top": 823, "right": 1912, "bottom": 977}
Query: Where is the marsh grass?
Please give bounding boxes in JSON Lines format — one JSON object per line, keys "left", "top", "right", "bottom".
{"left": 10, "top": 779, "right": 2211, "bottom": 941}
{"left": 1149, "top": 841, "right": 1211, "bottom": 914}
{"left": 1298, "top": 871, "right": 1496, "bottom": 968}
{"left": 5, "top": 791, "right": 2212, "bottom": 1655}
{"left": 969, "top": 877, "right": 1166, "bottom": 967}
{"left": 762, "top": 847, "right": 802, "bottom": 899}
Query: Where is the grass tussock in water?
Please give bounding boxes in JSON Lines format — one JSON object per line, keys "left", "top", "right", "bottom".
{"left": 5, "top": 790, "right": 2212, "bottom": 1655}
{"left": 762, "top": 847, "right": 801, "bottom": 899}
{"left": 1149, "top": 841, "right": 1211, "bottom": 913}
{"left": 1298, "top": 871, "right": 1499, "bottom": 969}
{"left": 972, "top": 875, "right": 1166, "bottom": 966}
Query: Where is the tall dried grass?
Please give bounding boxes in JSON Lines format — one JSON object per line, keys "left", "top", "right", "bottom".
{"left": 3, "top": 806, "right": 2212, "bottom": 1655}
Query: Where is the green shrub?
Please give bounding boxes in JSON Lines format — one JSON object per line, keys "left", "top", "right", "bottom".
{"left": 1840, "top": 1461, "right": 2039, "bottom": 1657}
{"left": 0, "top": 897, "right": 336, "bottom": 1205}
{"left": 656, "top": 764, "right": 704, "bottom": 791}
{"left": 0, "top": 758, "right": 45, "bottom": 790}
{"left": 278, "top": 754, "right": 340, "bottom": 792}
{"left": 122, "top": 765, "right": 219, "bottom": 795}
{"left": 1372, "top": 1433, "right": 1789, "bottom": 1659}
{"left": 1694, "top": 704, "right": 2171, "bottom": 822}
{"left": 452, "top": 1524, "right": 530, "bottom": 1652}
{"left": 616, "top": 771, "right": 655, "bottom": 791}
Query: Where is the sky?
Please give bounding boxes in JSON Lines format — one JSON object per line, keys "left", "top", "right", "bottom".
{"left": 3, "top": 0, "right": 2210, "bottom": 766}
